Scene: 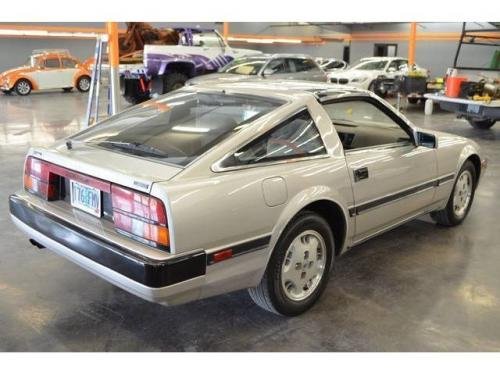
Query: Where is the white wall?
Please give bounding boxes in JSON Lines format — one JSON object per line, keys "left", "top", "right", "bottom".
{"left": 0, "top": 22, "right": 497, "bottom": 77}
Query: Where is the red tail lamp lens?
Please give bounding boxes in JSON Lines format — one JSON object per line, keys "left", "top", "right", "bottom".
{"left": 111, "top": 185, "right": 169, "bottom": 249}
{"left": 24, "top": 156, "right": 59, "bottom": 200}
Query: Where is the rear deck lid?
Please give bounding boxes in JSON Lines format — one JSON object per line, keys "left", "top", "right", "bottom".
{"left": 31, "top": 142, "right": 183, "bottom": 193}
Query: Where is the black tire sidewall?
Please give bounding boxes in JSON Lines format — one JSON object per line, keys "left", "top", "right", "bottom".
{"left": 446, "top": 161, "right": 477, "bottom": 225}
{"left": 266, "top": 213, "right": 334, "bottom": 316}
{"left": 468, "top": 118, "right": 496, "bottom": 129}
{"left": 164, "top": 72, "right": 187, "bottom": 93}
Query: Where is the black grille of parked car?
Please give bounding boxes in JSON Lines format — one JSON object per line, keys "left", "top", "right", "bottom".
{"left": 339, "top": 78, "right": 349, "bottom": 84}
{"left": 330, "top": 78, "right": 338, "bottom": 83}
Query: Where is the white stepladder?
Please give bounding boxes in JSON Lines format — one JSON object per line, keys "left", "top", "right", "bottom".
{"left": 84, "top": 34, "right": 121, "bottom": 127}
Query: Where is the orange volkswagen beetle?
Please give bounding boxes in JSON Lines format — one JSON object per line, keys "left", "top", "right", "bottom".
{"left": 0, "top": 49, "right": 92, "bottom": 96}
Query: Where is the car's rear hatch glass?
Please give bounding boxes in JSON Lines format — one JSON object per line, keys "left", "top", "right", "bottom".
{"left": 72, "top": 91, "right": 285, "bottom": 167}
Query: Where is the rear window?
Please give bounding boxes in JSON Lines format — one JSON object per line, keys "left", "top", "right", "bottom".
{"left": 72, "top": 91, "right": 284, "bottom": 167}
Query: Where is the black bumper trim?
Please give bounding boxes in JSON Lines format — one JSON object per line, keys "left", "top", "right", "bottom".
{"left": 9, "top": 195, "right": 206, "bottom": 288}
{"left": 349, "top": 174, "right": 455, "bottom": 217}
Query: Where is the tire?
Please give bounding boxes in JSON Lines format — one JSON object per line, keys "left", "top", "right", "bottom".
{"left": 407, "top": 97, "right": 419, "bottom": 105}
{"left": 467, "top": 118, "right": 496, "bottom": 130}
{"left": 76, "top": 75, "right": 91, "bottom": 92}
{"left": 430, "top": 160, "right": 477, "bottom": 226}
{"left": 62, "top": 87, "right": 73, "bottom": 93}
{"left": 2, "top": 89, "right": 12, "bottom": 95}
{"left": 368, "top": 80, "right": 386, "bottom": 98}
{"left": 248, "top": 211, "right": 335, "bottom": 316}
{"left": 163, "top": 72, "right": 188, "bottom": 93}
{"left": 14, "top": 79, "right": 32, "bottom": 96}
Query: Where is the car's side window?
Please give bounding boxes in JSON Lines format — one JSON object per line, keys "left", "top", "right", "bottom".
{"left": 290, "top": 58, "right": 319, "bottom": 72}
{"left": 44, "top": 58, "right": 61, "bottom": 69}
{"left": 222, "top": 110, "right": 326, "bottom": 167}
{"left": 387, "top": 60, "right": 399, "bottom": 71}
{"left": 61, "top": 58, "right": 77, "bottom": 68}
{"left": 321, "top": 99, "right": 412, "bottom": 151}
{"left": 265, "top": 59, "right": 290, "bottom": 75}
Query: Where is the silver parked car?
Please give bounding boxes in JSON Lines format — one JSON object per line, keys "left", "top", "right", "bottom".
{"left": 10, "top": 81, "right": 486, "bottom": 316}
{"left": 187, "top": 54, "right": 328, "bottom": 86}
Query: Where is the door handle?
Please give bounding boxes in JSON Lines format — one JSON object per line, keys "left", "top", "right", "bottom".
{"left": 354, "top": 167, "right": 369, "bottom": 182}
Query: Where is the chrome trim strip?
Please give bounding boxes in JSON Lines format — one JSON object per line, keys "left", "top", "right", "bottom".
{"left": 212, "top": 154, "right": 331, "bottom": 172}
{"left": 344, "top": 141, "right": 414, "bottom": 154}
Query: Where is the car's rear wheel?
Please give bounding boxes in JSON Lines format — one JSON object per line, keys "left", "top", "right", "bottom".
{"left": 14, "top": 79, "right": 32, "bottom": 96}
{"left": 467, "top": 118, "right": 496, "bottom": 129}
{"left": 76, "top": 75, "right": 91, "bottom": 92}
{"left": 430, "top": 160, "right": 477, "bottom": 226}
{"left": 62, "top": 87, "right": 73, "bottom": 93}
{"left": 407, "top": 97, "right": 419, "bottom": 104}
{"left": 248, "top": 211, "right": 334, "bottom": 316}
{"left": 1, "top": 89, "right": 12, "bottom": 95}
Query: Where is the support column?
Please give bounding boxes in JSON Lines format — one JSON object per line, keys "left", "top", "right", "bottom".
{"left": 408, "top": 22, "right": 417, "bottom": 66}
{"left": 107, "top": 22, "right": 121, "bottom": 115}
{"left": 223, "top": 22, "right": 229, "bottom": 41}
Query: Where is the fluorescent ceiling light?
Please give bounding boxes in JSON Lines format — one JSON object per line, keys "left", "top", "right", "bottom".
{"left": 172, "top": 125, "right": 210, "bottom": 133}
{"left": 227, "top": 36, "right": 301, "bottom": 44}
{"left": 0, "top": 29, "right": 106, "bottom": 39}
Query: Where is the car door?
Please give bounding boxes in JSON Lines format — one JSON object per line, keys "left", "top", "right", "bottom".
{"left": 288, "top": 58, "right": 326, "bottom": 81}
{"left": 386, "top": 59, "right": 408, "bottom": 79}
{"left": 34, "top": 57, "right": 64, "bottom": 89}
{"left": 320, "top": 97, "right": 438, "bottom": 243}
{"left": 60, "top": 57, "right": 79, "bottom": 87}
{"left": 261, "top": 58, "right": 295, "bottom": 80}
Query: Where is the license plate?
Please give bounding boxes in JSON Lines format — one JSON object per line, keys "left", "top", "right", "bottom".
{"left": 467, "top": 103, "right": 481, "bottom": 114}
{"left": 70, "top": 180, "right": 101, "bottom": 217}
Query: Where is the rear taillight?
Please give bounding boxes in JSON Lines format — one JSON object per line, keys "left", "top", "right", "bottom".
{"left": 111, "top": 185, "right": 169, "bottom": 250}
{"left": 24, "top": 156, "right": 59, "bottom": 200}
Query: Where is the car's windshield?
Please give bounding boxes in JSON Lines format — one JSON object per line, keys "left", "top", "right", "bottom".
{"left": 72, "top": 91, "right": 285, "bottom": 167}
{"left": 322, "top": 60, "right": 345, "bottom": 70}
{"left": 219, "top": 57, "right": 268, "bottom": 75}
{"left": 23, "top": 57, "right": 33, "bottom": 67}
{"left": 352, "top": 60, "right": 388, "bottom": 71}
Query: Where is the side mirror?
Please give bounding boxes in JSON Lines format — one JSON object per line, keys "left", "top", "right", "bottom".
{"left": 417, "top": 131, "right": 437, "bottom": 148}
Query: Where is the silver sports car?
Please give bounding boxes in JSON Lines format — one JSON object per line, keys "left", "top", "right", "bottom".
{"left": 9, "top": 81, "right": 486, "bottom": 316}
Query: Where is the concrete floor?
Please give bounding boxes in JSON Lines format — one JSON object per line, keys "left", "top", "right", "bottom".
{"left": 0, "top": 90, "right": 499, "bottom": 351}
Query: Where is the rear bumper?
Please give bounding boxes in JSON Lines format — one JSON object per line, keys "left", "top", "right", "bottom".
{"left": 9, "top": 194, "right": 206, "bottom": 304}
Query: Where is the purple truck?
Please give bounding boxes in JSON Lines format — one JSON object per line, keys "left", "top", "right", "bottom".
{"left": 121, "top": 28, "right": 261, "bottom": 103}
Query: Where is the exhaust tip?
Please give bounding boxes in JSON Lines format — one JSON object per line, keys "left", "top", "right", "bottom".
{"left": 29, "top": 239, "right": 45, "bottom": 249}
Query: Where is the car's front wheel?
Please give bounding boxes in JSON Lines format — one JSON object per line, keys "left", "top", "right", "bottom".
{"left": 248, "top": 211, "right": 334, "bottom": 316}
{"left": 431, "top": 160, "right": 477, "bottom": 226}
{"left": 14, "top": 79, "right": 32, "bottom": 96}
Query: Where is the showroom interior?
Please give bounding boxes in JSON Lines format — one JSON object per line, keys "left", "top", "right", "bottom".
{"left": 0, "top": 21, "right": 499, "bottom": 351}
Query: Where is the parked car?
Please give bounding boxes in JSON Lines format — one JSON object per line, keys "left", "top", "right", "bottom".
{"left": 0, "top": 49, "right": 92, "bottom": 96}
{"left": 10, "top": 81, "right": 485, "bottom": 316}
{"left": 315, "top": 57, "right": 348, "bottom": 72}
{"left": 187, "top": 54, "right": 328, "bottom": 85}
{"left": 328, "top": 56, "right": 427, "bottom": 96}
{"left": 122, "top": 27, "right": 261, "bottom": 103}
